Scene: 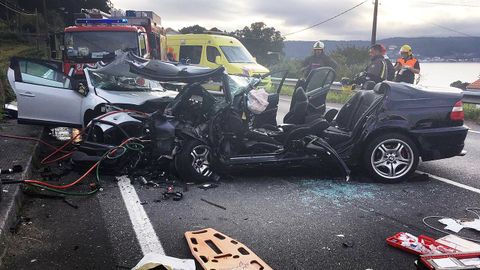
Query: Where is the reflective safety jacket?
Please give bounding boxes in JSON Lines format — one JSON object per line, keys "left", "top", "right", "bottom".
{"left": 395, "top": 57, "right": 420, "bottom": 84}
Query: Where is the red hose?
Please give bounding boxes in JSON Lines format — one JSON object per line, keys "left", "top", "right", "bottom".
{"left": 1, "top": 109, "right": 148, "bottom": 190}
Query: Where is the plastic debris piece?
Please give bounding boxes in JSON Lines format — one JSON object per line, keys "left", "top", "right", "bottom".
{"left": 132, "top": 252, "right": 195, "bottom": 270}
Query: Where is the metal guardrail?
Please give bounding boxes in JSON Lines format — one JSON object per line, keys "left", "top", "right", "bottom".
{"left": 271, "top": 77, "right": 343, "bottom": 93}
{"left": 271, "top": 77, "right": 480, "bottom": 104}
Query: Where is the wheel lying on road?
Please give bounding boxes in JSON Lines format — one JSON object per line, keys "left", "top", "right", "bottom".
{"left": 363, "top": 133, "right": 419, "bottom": 183}
{"left": 175, "top": 140, "right": 213, "bottom": 183}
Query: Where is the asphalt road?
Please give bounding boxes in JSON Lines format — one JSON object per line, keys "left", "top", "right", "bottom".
{"left": 2, "top": 99, "right": 480, "bottom": 270}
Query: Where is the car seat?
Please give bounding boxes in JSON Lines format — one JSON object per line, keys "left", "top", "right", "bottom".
{"left": 283, "top": 87, "right": 308, "bottom": 125}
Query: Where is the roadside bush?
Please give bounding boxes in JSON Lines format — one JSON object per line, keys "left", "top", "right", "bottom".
{"left": 330, "top": 46, "right": 369, "bottom": 80}
{"left": 268, "top": 58, "right": 303, "bottom": 79}
{"left": 464, "top": 104, "right": 480, "bottom": 122}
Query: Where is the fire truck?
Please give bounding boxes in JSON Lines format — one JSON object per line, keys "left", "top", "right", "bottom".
{"left": 50, "top": 10, "right": 167, "bottom": 78}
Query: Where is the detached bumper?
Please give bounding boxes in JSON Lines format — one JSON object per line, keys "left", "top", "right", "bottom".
{"left": 411, "top": 125, "right": 469, "bottom": 161}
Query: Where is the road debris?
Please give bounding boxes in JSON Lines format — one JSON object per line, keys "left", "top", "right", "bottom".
{"left": 198, "top": 183, "right": 219, "bottom": 190}
{"left": 132, "top": 252, "right": 195, "bottom": 270}
{"left": 62, "top": 198, "right": 79, "bottom": 209}
{"left": 162, "top": 185, "right": 183, "bottom": 201}
{"left": 0, "top": 165, "right": 23, "bottom": 174}
{"left": 200, "top": 198, "right": 226, "bottom": 210}
{"left": 185, "top": 228, "right": 272, "bottom": 270}
{"left": 343, "top": 241, "right": 354, "bottom": 248}
{"left": 439, "top": 218, "right": 480, "bottom": 233}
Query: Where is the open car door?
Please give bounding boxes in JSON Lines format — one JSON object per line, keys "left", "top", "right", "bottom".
{"left": 304, "top": 67, "right": 336, "bottom": 117}
{"left": 8, "top": 57, "right": 83, "bottom": 127}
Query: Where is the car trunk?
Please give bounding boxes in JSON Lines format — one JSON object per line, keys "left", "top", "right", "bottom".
{"left": 384, "top": 83, "right": 464, "bottom": 128}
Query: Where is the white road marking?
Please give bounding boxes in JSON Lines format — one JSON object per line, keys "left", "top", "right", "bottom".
{"left": 417, "top": 170, "right": 480, "bottom": 195}
{"left": 469, "top": 130, "right": 480, "bottom": 134}
{"left": 117, "top": 175, "right": 165, "bottom": 255}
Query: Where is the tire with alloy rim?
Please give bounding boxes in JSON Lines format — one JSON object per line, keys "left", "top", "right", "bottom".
{"left": 363, "top": 133, "right": 419, "bottom": 183}
{"left": 175, "top": 140, "right": 213, "bottom": 183}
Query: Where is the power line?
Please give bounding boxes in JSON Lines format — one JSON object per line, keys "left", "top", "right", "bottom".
{"left": 428, "top": 21, "right": 477, "bottom": 37}
{"left": 0, "top": 0, "right": 35, "bottom": 16}
{"left": 284, "top": 1, "right": 367, "bottom": 37}
{"left": 420, "top": 1, "right": 480, "bottom": 7}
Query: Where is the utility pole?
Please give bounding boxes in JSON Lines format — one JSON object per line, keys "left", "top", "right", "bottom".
{"left": 42, "top": 0, "right": 48, "bottom": 32}
{"left": 371, "top": 0, "right": 379, "bottom": 45}
{"left": 35, "top": 8, "right": 39, "bottom": 51}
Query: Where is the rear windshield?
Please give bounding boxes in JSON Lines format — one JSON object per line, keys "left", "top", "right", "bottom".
{"left": 220, "top": 46, "right": 254, "bottom": 63}
{"left": 65, "top": 31, "right": 139, "bottom": 60}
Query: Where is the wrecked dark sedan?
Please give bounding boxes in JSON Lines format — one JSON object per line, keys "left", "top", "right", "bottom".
{"left": 76, "top": 53, "right": 468, "bottom": 183}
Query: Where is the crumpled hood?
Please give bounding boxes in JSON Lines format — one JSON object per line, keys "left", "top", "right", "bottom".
{"left": 96, "top": 89, "right": 178, "bottom": 105}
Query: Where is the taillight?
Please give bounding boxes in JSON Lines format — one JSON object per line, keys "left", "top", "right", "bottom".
{"left": 450, "top": 100, "right": 464, "bottom": 121}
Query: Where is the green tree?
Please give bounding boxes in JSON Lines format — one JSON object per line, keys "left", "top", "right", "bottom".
{"left": 17, "top": 0, "right": 113, "bottom": 26}
{"left": 232, "top": 22, "right": 284, "bottom": 66}
{"left": 330, "top": 46, "right": 369, "bottom": 79}
{"left": 179, "top": 25, "right": 207, "bottom": 34}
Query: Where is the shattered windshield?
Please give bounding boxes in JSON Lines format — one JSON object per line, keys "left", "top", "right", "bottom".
{"left": 88, "top": 70, "right": 164, "bottom": 92}
{"left": 220, "top": 46, "right": 255, "bottom": 63}
{"left": 64, "top": 31, "right": 139, "bottom": 60}
{"left": 227, "top": 75, "right": 260, "bottom": 97}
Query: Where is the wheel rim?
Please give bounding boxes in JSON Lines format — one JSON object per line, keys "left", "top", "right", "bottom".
{"left": 190, "top": 145, "right": 213, "bottom": 178}
{"left": 370, "top": 138, "right": 414, "bottom": 180}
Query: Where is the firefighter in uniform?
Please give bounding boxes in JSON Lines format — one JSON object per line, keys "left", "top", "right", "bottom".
{"left": 394, "top": 44, "right": 420, "bottom": 84}
{"left": 301, "top": 41, "right": 337, "bottom": 77}
{"left": 364, "top": 44, "right": 394, "bottom": 84}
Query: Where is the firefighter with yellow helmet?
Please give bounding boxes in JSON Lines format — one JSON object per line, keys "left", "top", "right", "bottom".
{"left": 394, "top": 44, "right": 420, "bottom": 84}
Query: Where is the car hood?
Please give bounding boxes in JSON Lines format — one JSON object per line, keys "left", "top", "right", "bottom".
{"left": 96, "top": 88, "right": 178, "bottom": 105}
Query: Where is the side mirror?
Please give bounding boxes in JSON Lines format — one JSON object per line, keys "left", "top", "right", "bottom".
{"left": 74, "top": 81, "right": 88, "bottom": 97}
{"left": 215, "top": 55, "right": 222, "bottom": 64}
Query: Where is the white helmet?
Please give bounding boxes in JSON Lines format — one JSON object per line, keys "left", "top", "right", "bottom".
{"left": 313, "top": 41, "right": 325, "bottom": 50}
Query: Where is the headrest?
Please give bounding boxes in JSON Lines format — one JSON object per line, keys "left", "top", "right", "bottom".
{"left": 363, "top": 81, "right": 376, "bottom": 90}
{"left": 294, "top": 87, "right": 307, "bottom": 100}
{"left": 373, "top": 82, "right": 390, "bottom": 94}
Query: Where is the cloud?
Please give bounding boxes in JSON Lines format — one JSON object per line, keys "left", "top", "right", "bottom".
{"left": 110, "top": 0, "right": 480, "bottom": 40}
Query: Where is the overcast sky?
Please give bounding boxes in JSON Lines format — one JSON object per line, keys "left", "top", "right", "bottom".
{"left": 110, "top": 0, "right": 480, "bottom": 41}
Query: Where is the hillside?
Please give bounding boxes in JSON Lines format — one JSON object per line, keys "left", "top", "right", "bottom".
{"left": 285, "top": 37, "right": 480, "bottom": 60}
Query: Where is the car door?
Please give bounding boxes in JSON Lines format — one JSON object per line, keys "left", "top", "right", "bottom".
{"left": 9, "top": 57, "right": 83, "bottom": 127}
{"left": 304, "top": 67, "right": 336, "bottom": 116}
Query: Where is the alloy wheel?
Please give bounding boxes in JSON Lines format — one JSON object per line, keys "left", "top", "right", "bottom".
{"left": 190, "top": 145, "right": 213, "bottom": 177}
{"left": 370, "top": 139, "right": 414, "bottom": 180}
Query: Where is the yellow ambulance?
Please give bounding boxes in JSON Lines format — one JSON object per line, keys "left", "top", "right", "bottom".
{"left": 166, "top": 34, "right": 270, "bottom": 77}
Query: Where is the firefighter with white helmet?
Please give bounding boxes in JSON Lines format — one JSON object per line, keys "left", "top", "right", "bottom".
{"left": 302, "top": 40, "right": 337, "bottom": 77}
{"left": 394, "top": 44, "right": 420, "bottom": 84}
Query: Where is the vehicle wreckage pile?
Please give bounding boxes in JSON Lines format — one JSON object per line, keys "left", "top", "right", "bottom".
{"left": 69, "top": 52, "right": 351, "bottom": 185}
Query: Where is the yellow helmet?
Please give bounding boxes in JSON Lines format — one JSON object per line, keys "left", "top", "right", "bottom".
{"left": 400, "top": 44, "right": 412, "bottom": 55}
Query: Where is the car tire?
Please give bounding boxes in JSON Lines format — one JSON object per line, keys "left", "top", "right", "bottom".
{"left": 175, "top": 140, "right": 213, "bottom": 183}
{"left": 362, "top": 132, "right": 419, "bottom": 183}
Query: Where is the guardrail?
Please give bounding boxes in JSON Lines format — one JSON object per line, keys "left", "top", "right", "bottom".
{"left": 271, "top": 77, "right": 480, "bottom": 104}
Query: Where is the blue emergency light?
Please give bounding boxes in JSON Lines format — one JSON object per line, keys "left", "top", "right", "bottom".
{"left": 75, "top": 18, "right": 128, "bottom": 25}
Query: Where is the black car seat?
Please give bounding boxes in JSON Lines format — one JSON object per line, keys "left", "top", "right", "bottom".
{"left": 334, "top": 82, "right": 388, "bottom": 131}
{"left": 283, "top": 87, "right": 308, "bottom": 125}
{"left": 283, "top": 119, "right": 330, "bottom": 148}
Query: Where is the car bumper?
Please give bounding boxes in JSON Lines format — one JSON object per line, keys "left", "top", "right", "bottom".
{"left": 411, "top": 125, "right": 469, "bottom": 161}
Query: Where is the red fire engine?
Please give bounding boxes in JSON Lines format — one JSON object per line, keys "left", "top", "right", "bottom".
{"left": 51, "top": 10, "right": 166, "bottom": 77}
